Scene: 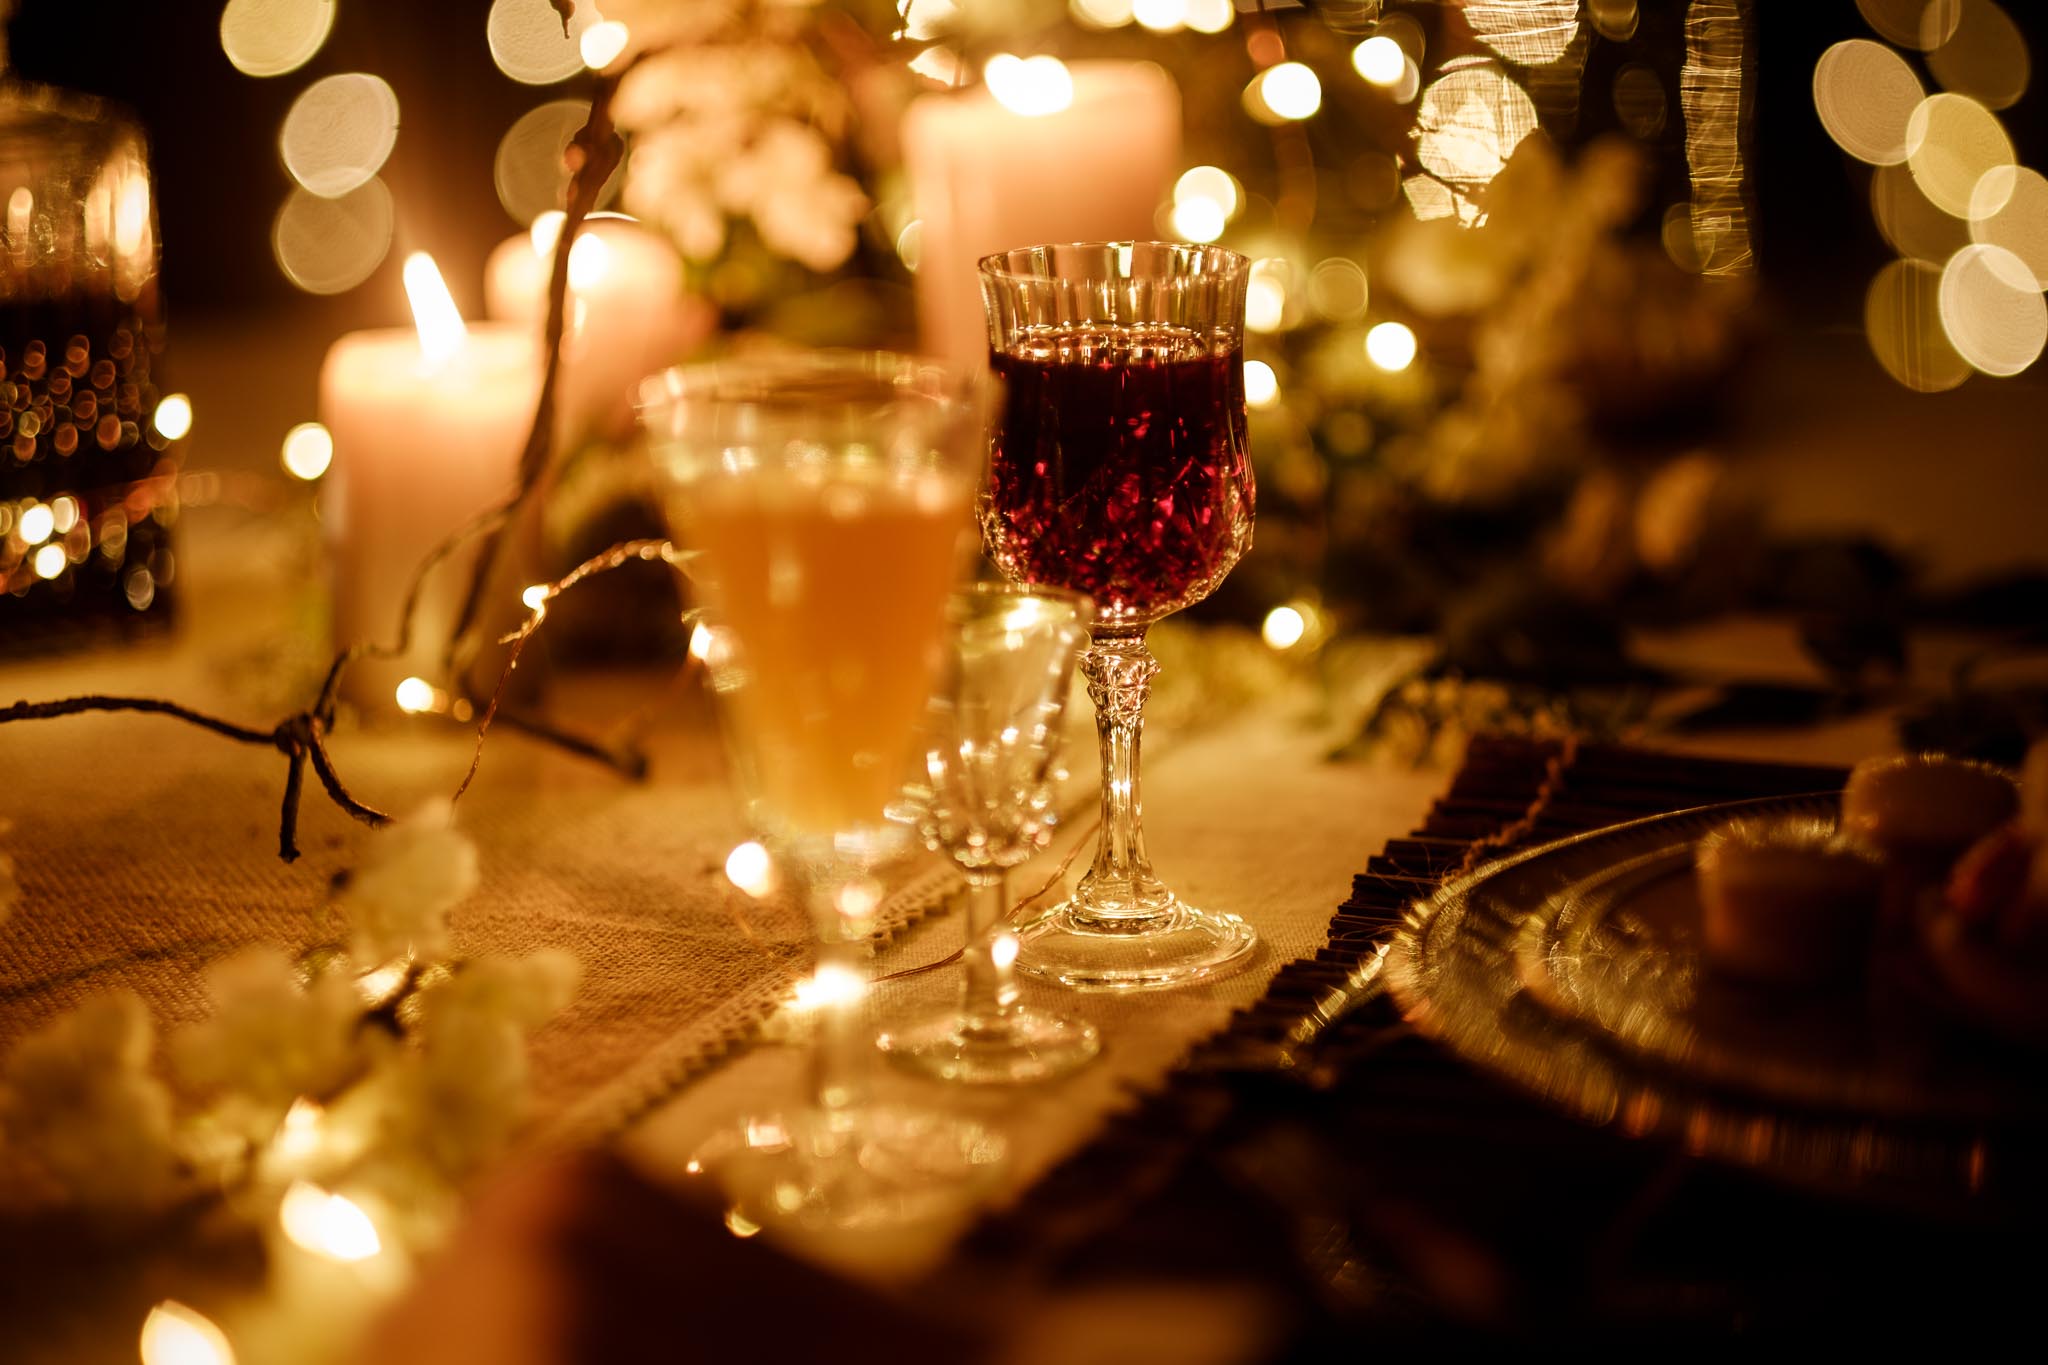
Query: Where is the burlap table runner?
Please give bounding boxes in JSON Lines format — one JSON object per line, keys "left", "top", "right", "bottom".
{"left": 0, "top": 644, "right": 958, "bottom": 1170}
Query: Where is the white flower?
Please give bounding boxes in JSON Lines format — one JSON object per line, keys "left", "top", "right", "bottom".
{"left": 340, "top": 801, "right": 479, "bottom": 969}
{"left": 386, "top": 951, "right": 580, "bottom": 1177}
{"left": 752, "top": 171, "right": 869, "bottom": 272}
{"left": 172, "top": 948, "right": 362, "bottom": 1111}
{"left": 0, "top": 993, "right": 183, "bottom": 1209}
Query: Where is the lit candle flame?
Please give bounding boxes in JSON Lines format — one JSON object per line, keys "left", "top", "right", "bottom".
{"left": 140, "top": 1301, "right": 235, "bottom": 1365}
{"left": 402, "top": 252, "right": 467, "bottom": 369}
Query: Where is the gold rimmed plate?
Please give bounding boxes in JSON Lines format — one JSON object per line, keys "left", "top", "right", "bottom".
{"left": 1386, "top": 794, "right": 2048, "bottom": 1205}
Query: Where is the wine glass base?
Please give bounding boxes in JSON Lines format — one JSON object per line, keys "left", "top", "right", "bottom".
{"left": 876, "top": 1006, "right": 1101, "bottom": 1084}
{"left": 1012, "top": 901, "right": 1258, "bottom": 991}
{"left": 680, "top": 1104, "right": 1006, "bottom": 1233}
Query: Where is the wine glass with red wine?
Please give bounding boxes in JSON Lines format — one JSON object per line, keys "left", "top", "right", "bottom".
{"left": 977, "top": 241, "right": 1257, "bottom": 990}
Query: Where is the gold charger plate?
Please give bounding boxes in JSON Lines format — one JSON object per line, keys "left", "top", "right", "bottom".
{"left": 1386, "top": 795, "right": 2048, "bottom": 1204}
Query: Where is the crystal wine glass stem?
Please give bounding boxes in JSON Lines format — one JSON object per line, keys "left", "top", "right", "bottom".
{"left": 806, "top": 876, "right": 871, "bottom": 1117}
{"left": 960, "top": 872, "right": 1020, "bottom": 1030}
{"left": 1076, "top": 631, "right": 1172, "bottom": 921}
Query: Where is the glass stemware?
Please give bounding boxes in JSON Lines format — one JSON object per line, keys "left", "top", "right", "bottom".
{"left": 878, "top": 583, "right": 1099, "bottom": 1084}
{"left": 978, "top": 241, "right": 1257, "bottom": 991}
{"left": 640, "top": 351, "right": 1003, "bottom": 1229}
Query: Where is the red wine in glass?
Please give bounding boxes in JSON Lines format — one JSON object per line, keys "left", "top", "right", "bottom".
{"left": 983, "top": 324, "right": 1253, "bottom": 632}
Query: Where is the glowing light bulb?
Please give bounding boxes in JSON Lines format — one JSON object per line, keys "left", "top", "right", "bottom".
{"left": 984, "top": 54, "right": 1075, "bottom": 116}
{"left": 140, "top": 1301, "right": 236, "bottom": 1365}
{"left": 1365, "top": 321, "right": 1418, "bottom": 372}
{"left": 279, "top": 1182, "right": 382, "bottom": 1261}
{"left": 402, "top": 252, "right": 468, "bottom": 369}
{"left": 153, "top": 393, "right": 194, "bottom": 441}
{"left": 724, "top": 841, "right": 776, "bottom": 898}
{"left": 580, "top": 19, "right": 629, "bottom": 69}
{"left": 280, "top": 422, "right": 333, "bottom": 481}
{"left": 393, "top": 676, "right": 437, "bottom": 715}
{"left": 1353, "top": 36, "right": 1406, "bottom": 87}
{"left": 17, "top": 501, "right": 53, "bottom": 545}
{"left": 1243, "top": 359, "right": 1280, "bottom": 409}
{"left": 521, "top": 583, "right": 550, "bottom": 610}
{"left": 1262, "top": 604, "right": 1307, "bottom": 650}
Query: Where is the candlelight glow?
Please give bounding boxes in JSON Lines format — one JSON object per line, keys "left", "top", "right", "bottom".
{"left": 140, "top": 1301, "right": 235, "bottom": 1365}
{"left": 1366, "top": 321, "right": 1418, "bottom": 372}
{"left": 990, "top": 933, "right": 1021, "bottom": 970}
{"left": 1353, "top": 36, "right": 1406, "bottom": 87}
{"left": 280, "top": 1181, "right": 382, "bottom": 1261}
{"left": 280, "top": 422, "right": 334, "bottom": 480}
{"left": 403, "top": 253, "right": 468, "bottom": 368}
{"left": 580, "top": 19, "right": 630, "bottom": 70}
{"left": 724, "top": 841, "right": 776, "bottom": 898}
{"left": 985, "top": 54, "right": 1075, "bottom": 117}
{"left": 271, "top": 1098, "right": 327, "bottom": 1163}
{"left": 154, "top": 393, "right": 194, "bottom": 441}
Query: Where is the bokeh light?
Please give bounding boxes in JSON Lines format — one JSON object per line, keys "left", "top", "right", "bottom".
{"left": 394, "top": 677, "right": 437, "bottom": 715}
{"left": 725, "top": 841, "right": 777, "bottom": 898}
{"left": 1905, "top": 93, "right": 2015, "bottom": 217}
{"left": 579, "top": 20, "right": 629, "bottom": 70}
{"left": 280, "top": 422, "right": 333, "bottom": 481}
{"left": 1612, "top": 64, "right": 1667, "bottom": 140}
{"left": 1365, "top": 321, "right": 1418, "bottom": 372}
{"left": 1261, "top": 604, "right": 1306, "bottom": 650}
{"left": 279, "top": 73, "right": 400, "bottom": 199}
{"left": 1588, "top": 0, "right": 1640, "bottom": 42}
{"left": 1813, "top": 39, "right": 1924, "bottom": 166}
{"left": 1865, "top": 257, "right": 1972, "bottom": 391}
{"left": 1071, "top": 0, "right": 1136, "bottom": 28}
{"left": 1310, "top": 257, "right": 1369, "bottom": 320}
{"left": 1353, "top": 37, "right": 1406, "bottom": 87}
{"left": 1246, "top": 259, "right": 1290, "bottom": 333}
{"left": 18, "top": 501, "right": 53, "bottom": 545}
{"left": 488, "top": 0, "right": 600, "bottom": 86}
{"left": 219, "top": 0, "right": 336, "bottom": 78}
{"left": 279, "top": 1182, "right": 382, "bottom": 1261}
{"left": 1243, "top": 359, "right": 1280, "bottom": 409}
{"left": 1970, "top": 165, "right": 2048, "bottom": 290}
{"left": 153, "top": 394, "right": 193, "bottom": 441}
{"left": 272, "top": 178, "right": 395, "bottom": 294}
{"left": 1171, "top": 198, "right": 1226, "bottom": 243}
{"left": 1174, "top": 165, "right": 1239, "bottom": 218}
{"left": 1939, "top": 242, "right": 2048, "bottom": 376}
{"left": 1855, "top": 0, "right": 1961, "bottom": 51}
{"left": 496, "top": 100, "right": 615, "bottom": 225}
{"left": 1132, "top": 0, "right": 1187, "bottom": 34}
{"left": 1415, "top": 64, "right": 1538, "bottom": 190}
{"left": 1462, "top": 0, "right": 1581, "bottom": 67}
{"left": 1925, "top": 0, "right": 2029, "bottom": 111}
{"left": 32, "top": 543, "right": 67, "bottom": 580}
{"left": 985, "top": 55, "right": 1074, "bottom": 117}
{"left": 1253, "top": 63, "right": 1323, "bottom": 122}
{"left": 1185, "top": 0, "right": 1232, "bottom": 34}
{"left": 1871, "top": 161, "right": 1972, "bottom": 262}
{"left": 139, "top": 1302, "right": 235, "bottom": 1365}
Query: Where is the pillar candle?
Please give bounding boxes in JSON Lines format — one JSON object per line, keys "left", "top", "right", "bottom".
{"left": 320, "top": 259, "right": 541, "bottom": 710}
{"left": 484, "top": 214, "right": 707, "bottom": 445}
{"left": 902, "top": 60, "right": 1182, "bottom": 374}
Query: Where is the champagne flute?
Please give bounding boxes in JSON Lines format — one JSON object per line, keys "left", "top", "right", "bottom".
{"left": 879, "top": 582, "right": 1099, "bottom": 1084}
{"left": 640, "top": 351, "right": 1003, "bottom": 1228}
{"left": 978, "top": 241, "right": 1257, "bottom": 991}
